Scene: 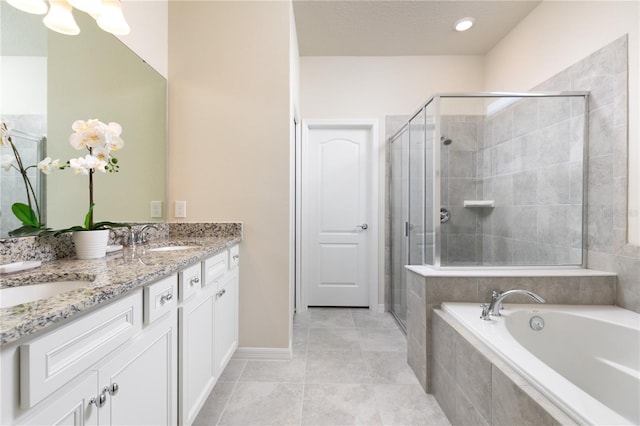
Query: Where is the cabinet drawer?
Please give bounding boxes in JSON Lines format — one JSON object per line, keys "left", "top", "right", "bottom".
{"left": 20, "top": 290, "right": 142, "bottom": 409}
{"left": 203, "top": 251, "right": 228, "bottom": 288}
{"left": 229, "top": 245, "right": 240, "bottom": 270}
{"left": 178, "top": 263, "right": 202, "bottom": 302}
{"left": 144, "top": 274, "right": 177, "bottom": 325}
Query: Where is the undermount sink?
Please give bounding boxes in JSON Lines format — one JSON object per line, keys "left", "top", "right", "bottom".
{"left": 144, "top": 245, "right": 201, "bottom": 253}
{"left": 0, "top": 281, "right": 91, "bottom": 309}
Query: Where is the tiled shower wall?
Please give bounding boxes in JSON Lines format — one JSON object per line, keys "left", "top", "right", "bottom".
{"left": 439, "top": 96, "right": 586, "bottom": 267}
{"left": 479, "top": 96, "right": 585, "bottom": 266}
{"left": 546, "top": 35, "right": 640, "bottom": 313}
{"left": 440, "top": 116, "right": 483, "bottom": 265}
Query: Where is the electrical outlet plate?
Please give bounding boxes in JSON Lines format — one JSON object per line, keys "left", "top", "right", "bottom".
{"left": 150, "top": 201, "right": 162, "bottom": 218}
{"left": 175, "top": 201, "right": 187, "bottom": 218}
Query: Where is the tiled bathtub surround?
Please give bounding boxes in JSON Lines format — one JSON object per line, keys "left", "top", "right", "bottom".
{"left": 405, "top": 267, "right": 616, "bottom": 393}
{"left": 432, "top": 309, "right": 577, "bottom": 425}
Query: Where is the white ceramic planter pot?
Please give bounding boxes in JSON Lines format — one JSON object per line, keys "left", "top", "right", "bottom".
{"left": 72, "top": 229, "right": 110, "bottom": 259}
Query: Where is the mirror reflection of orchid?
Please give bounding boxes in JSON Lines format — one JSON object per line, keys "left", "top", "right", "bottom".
{"left": 1, "top": 121, "right": 47, "bottom": 236}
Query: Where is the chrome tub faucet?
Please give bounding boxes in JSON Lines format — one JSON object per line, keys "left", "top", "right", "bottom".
{"left": 480, "top": 289, "right": 545, "bottom": 321}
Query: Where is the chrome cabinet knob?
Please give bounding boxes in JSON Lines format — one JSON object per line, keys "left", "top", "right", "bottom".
{"left": 189, "top": 277, "right": 200, "bottom": 286}
{"left": 216, "top": 289, "right": 226, "bottom": 298}
{"left": 108, "top": 383, "right": 119, "bottom": 396}
{"left": 357, "top": 224, "right": 368, "bottom": 230}
{"left": 233, "top": 255, "right": 240, "bottom": 260}
{"left": 160, "top": 293, "right": 173, "bottom": 304}
{"left": 89, "top": 390, "right": 108, "bottom": 408}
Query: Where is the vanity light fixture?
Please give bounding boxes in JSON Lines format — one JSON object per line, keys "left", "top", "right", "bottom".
{"left": 454, "top": 17, "right": 475, "bottom": 32}
{"left": 43, "top": 0, "right": 80, "bottom": 35}
{"left": 96, "top": 0, "right": 130, "bottom": 35}
{"left": 6, "top": 0, "right": 48, "bottom": 15}
{"left": 7, "top": 0, "right": 130, "bottom": 36}
{"left": 68, "top": 0, "right": 103, "bottom": 15}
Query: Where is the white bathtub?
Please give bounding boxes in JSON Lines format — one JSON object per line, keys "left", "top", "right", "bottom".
{"left": 441, "top": 302, "right": 640, "bottom": 426}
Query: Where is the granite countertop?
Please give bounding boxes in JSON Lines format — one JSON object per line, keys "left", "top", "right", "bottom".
{"left": 0, "top": 235, "right": 241, "bottom": 346}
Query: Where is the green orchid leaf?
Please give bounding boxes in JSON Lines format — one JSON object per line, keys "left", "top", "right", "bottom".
{"left": 84, "top": 203, "right": 95, "bottom": 230}
{"left": 8, "top": 225, "right": 46, "bottom": 237}
{"left": 94, "top": 221, "right": 131, "bottom": 230}
{"left": 51, "top": 226, "right": 87, "bottom": 236}
{"left": 11, "top": 203, "right": 40, "bottom": 228}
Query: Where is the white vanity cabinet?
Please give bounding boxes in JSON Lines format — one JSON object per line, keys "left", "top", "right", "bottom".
{"left": 178, "top": 246, "right": 240, "bottom": 426}
{"left": 98, "top": 309, "right": 177, "bottom": 426}
{"left": 2, "top": 244, "right": 240, "bottom": 426}
{"left": 178, "top": 263, "right": 216, "bottom": 426}
{"left": 214, "top": 248, "right": 239, "bottom": 376}
{"left": 4, "top": 277, "right": 178, "bottom": 426}
{"left": 15, "top": 371, "right": 99, "bottom": 426}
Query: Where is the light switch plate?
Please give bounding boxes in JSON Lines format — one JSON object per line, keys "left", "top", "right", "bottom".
{"left": 150, "top": 201, "right": 162, "bottom": 218}
{"left": 175, "top": 201, "right": 187, "bottom": 218}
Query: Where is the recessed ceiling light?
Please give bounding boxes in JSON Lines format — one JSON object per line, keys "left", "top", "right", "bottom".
{"left": 454, "top": 17, "right": 475, "bottom": 32}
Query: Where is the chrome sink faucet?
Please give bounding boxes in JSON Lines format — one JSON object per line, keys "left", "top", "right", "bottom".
{"left": 480, "top": 289, "right": 545, "bottom": 321}
{"left": 125, "top": 224, "right": 160, "bottom": 246}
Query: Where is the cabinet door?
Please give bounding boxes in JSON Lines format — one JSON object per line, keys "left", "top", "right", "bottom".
{"left": 179, "top": 288, "right": 216, "bottom": 426}
{"left": 214, "top": 269, "right": 238, "bottom": 376}
{"left": 16, "top": 371, "right": 99, "bottom": 426}
{"left": 99, "top": 312, "right": 177, "bottom": 426}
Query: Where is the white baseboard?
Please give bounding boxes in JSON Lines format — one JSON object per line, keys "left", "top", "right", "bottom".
{"left": 374, "top": 304, "right": 386, "bottom": 313}
{"left": 233, "top": 346, "right": 292, "bottom": 361}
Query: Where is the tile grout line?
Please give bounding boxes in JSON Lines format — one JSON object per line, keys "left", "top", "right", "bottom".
{"left": 215, "top": 360, "right": 248, "bottom": 426}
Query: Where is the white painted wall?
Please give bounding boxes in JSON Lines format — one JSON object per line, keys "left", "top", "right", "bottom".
{"left": 118, "top": 0, "right": 168, "bottom": 78}
{"left": 484, "top": 0, "right": 640, "bottom": 245}
{"left": 300, "top": 55, "right": 485, "bottom": 303}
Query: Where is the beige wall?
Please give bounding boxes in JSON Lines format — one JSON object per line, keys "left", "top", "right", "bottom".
{"left": 300, "top": 55, "right": 485, "bottom": 304}
{"left": 168, "top": 1, "right": 292, "bottom": 349}
{"left": 484, "top": 0, "right": 640, "bottom": 245}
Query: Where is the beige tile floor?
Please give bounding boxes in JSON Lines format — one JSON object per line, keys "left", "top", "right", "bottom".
{"left": 193, "top": 308, "right": 450, "bottom": 426}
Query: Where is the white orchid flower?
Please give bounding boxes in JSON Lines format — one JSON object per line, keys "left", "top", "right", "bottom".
{"left": 92, "top": 147, "right": 111, "bottom": 162}
{"left": 0, "top": 123, "right": 10, "bottom": 147}
{"left": 105, "top": 135, "right": 124, "bottom": 151}
{"left": 38, "top": 157, "right": 54, "bottom": 174}
{"left": 69, "top": 157, "right": 89, "bottom": 175}
{"left": 38, "top": 157, "right": 64, "bottom": 174}
{"left": 107, "top": 122, "right": 122, "bottom": 136}
{"left": 1, "top": 154, "right": 15, "bottom": 171}
{"left": 84, "top": 154, "right": 107, "bottom": 173}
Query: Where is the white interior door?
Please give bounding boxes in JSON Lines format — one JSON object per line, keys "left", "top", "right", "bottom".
{"left": 301, "top": 121, "right": 377, "bottom": 307}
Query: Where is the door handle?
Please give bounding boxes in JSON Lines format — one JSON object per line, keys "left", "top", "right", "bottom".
{"left": 356, "top": 224, "right": 368, "bottom": 230}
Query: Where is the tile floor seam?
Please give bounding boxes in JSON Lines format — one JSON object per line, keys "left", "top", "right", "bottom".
{"left": 215, "top": 359, "right": 247, "bottom": 425}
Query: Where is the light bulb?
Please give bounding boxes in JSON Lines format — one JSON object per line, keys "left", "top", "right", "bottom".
{"left": 43, "top": 0, "right": 80, "bottom": 35}
{"left": 6, "top": 0, "right": 48, "bottom": 15}
{"left": 68, "top": 0, "right": 103, "bottom": 15}
{"left": 96, "top": 0, "right": 130, "bottom": 35}
{"left": 454, "top": 17, "right": 475, "bottom": 32}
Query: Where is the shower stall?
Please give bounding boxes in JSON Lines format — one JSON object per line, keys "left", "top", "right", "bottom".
{"left": 389, "top": 92, "right": 589, "bottom": 330}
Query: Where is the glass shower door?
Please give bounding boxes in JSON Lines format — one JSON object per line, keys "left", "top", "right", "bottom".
{"left": 390, "top": 129, "right": 409, "bottom": 330}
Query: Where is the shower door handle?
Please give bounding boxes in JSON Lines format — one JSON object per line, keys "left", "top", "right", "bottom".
{"left": 357, "top": 224, "right": 368, "bottom": 230}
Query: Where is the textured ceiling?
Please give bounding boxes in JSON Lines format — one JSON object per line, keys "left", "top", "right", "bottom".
{"left": 293, "top": 0, "right": 542, "bottom": 56}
